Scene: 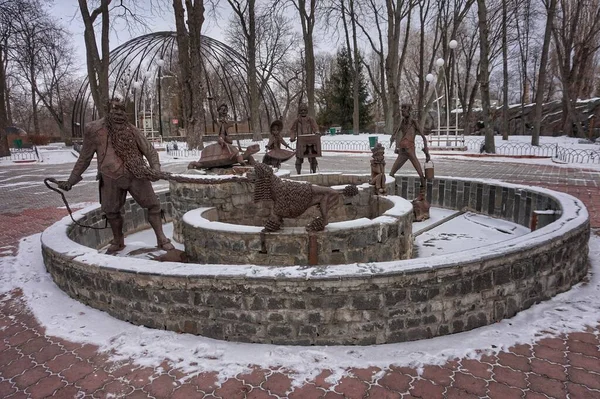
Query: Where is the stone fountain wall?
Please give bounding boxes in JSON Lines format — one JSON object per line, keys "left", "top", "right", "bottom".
{"left": 181, "top": 195, "right": 412, "bottom": 266}
{"left": 42, "top": 175, "right": 590, "bottom": 345}
{"left": 169, "top": 172, "right": 396, "bottom": 242}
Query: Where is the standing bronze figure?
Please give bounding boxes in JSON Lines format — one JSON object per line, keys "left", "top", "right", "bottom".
{"left": 262, "top": 120, "right": 294, "bottom": 168}
{"left": 389, "top": 103, "right": 431, "bottom": 195}
{"left": 289, "top": 103, "right": 321, "bottom": 174}
{"left": 57, "top": 99, "right": 174, "bottom": 254}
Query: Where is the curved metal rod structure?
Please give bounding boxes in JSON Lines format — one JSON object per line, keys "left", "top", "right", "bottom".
{"left": 71, "top": 31, "right": 280, "bottom": 140}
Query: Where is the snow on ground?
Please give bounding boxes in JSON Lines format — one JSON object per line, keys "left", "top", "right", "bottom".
{"left": 414, "top": 211, "right": 530, "bottom": 258}
{"left": 1, "top": 224, "right": 598, "bottom": 386}
{"left": 103, "top": 222, "right": 184, "bottom": 257}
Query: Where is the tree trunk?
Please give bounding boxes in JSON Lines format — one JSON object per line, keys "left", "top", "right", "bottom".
{"left": 248, "top": 0, "right": 261, "bottom": 140}
{"left": 77, "top": 0, "right": 110, "bottom": 117}
{"left": 477, "top": 0, "right": 495, "bottom": 153}
{"left": 532, "top": 0, "right": 556, "bottom": 146}
{"left": 350, "top": 0, "right": 360, "bottom": 135}
{"left": 501, "top": 0, "right": 508, "bottom": 140}
{"left": 29, "top": 64, "right": 39, "bottom": 135}
{"left": 0, "top": 44, "right": 9, "bottom": 157}
{"left": 385, "top": 0, "right": 403, "bottom": 134}
{"left": 173, "top": 0, "right": 205, "bottom": 150}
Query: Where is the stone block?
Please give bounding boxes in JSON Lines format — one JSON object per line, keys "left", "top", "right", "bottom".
{"left": 352, "top": 295, "right": 382, "bottom": 310}
{"left": 267, "top": 325, "right": 293, "bottom": 337}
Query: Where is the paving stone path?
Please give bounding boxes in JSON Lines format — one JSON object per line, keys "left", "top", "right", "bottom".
{"left": 1, "top": 156, "right": 599, "bottom": 398}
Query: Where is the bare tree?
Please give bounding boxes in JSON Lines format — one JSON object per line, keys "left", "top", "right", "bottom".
{"left": 355, "top": 0, "right": 388, "bottom": 130}
{"left": 10, "top": 3, "right": 51, "bottom": 136}
{"left": 254, "top": 10, "right": 298, "bottom": 94}
{"left": 552, "top": 0, "right": 600, "bottom": 137}
{"left": 77, "top": 0, "right": 111, "bottom": 118}
{"left": 0, "top": 0, "right": 38, "bottom": 156}
{"left": 173, "top": 0, "right": 206, "bottom": 149}
{"left": 272, "top": 53, "right": 304, "bottom": 123}
{"left": 501, "top": 0, "right": 509, "bottom": 140}
{"left": 322, "top": 0, "right": 362, "bottom": 134}
{"left": 226, "top": 2, "right": 296, "bottom": 136}
{"left": 77, "top": 0, "right": 152, "bottom": 118}
{"left": 385, "top": 0, "right": 414, "bottom": 133}
{"left": 532, "top": 0, "right": 557, "bottom": 145}
{"left": 36, "top": 27, "right": 78, "bottom": 144}
{"left": 288, "top": 0, "right": 319, "bottom": 117}
{"left": 477, "top": 0, "right": 495, "bottom": 152}
{"left": 226, "top": 0, "right": 260, "bottom": 139}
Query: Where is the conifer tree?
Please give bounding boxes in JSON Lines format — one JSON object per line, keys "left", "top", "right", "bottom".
{"left": 317, "top": 48, "right": 371, "bottom": 131}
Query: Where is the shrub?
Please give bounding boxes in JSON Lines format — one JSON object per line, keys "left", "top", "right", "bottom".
{"left": 28, "top": 135, "right": 51, "bottom": 145}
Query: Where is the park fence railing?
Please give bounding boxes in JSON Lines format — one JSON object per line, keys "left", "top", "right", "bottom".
{"left": 555, "top": 147, "right": 600, "bottom": 164}
{"left": 1, "top": 147, "right": 39, "bottom": 162}
{"left": 162, "top": 137, "right": 600, "bottom": 165}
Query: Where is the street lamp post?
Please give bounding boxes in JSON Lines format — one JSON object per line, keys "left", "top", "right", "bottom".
{"left": 449, "top": 39, "right": 458, "bottom": 132}
{"left": 426, "top": 73, "right": 441, "bottom": 138}
{"left": 426, "top": 39, "right": 459, "bottom": 146}
{"left": 156, "top": 59, "right": 165, "bottom": 139}
{"left": 435, "top": 57, "right": 449, "bottom": 136}
{"left": 132, "top": 81, "right": 141, "bottom": 128}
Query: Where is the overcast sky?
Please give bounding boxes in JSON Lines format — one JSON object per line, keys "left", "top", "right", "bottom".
{"left": 48, "top": 1, "right": 228, "bottom": 73}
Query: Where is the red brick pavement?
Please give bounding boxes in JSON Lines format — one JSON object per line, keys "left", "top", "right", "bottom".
{"left": 1, "top": 169, "right": 600, "bottom": 398}
{"left": 0, "top": 291, "right": 598, "bottom": 398}
{"left": 0, "top": 208, "right": 70, "bottom": 257}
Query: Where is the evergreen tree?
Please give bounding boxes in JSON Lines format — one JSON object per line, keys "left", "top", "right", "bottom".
{"left": 317, "top": 48, "right": 371, "bottom": 131}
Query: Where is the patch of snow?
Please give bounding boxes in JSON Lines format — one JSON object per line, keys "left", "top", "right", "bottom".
{"left": 415, "top": 212, "right": 530, "bottom": 258}
{"left": 413, "top": 208, "right": 458, "bottom": 234}
{"left": 106, "top": 223, "right": 184, "bottom": 255}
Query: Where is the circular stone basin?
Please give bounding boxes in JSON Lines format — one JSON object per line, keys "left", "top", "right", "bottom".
{"left": 181, "top": 194, "right": 413, "bottom": 266}
{"left": 41, "top": 173, "right": 590, "bottom": 345}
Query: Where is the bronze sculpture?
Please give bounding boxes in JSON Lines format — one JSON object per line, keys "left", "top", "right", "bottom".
{"left": 389, "top": 103, "right": 431, "bottom": 221}
{"left": 389, "top": 103, "right": 431, "bottom": 194}
{"left": 188, "top": 103, "right": 258, "bottom": 169}
{"left": 289, "top": 103, "right": 321, "bottom": 174}
{"left": 57, "top": 99, "right": 174, "bottom": 254}
{"left": 370, "top": 142, "right": 387, "bottom": 195}
{"left": 252, "top": 163, "right": 358, "bottom": 232}
{"left": 262, "top": 119, "right": 294, "bottom": 168}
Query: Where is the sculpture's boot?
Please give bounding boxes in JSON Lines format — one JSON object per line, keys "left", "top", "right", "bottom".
{"left": 106, "top": 216, "right": 125, "bottom": 254}
{"left": 295, "top": 160, "right": 302, "bottom": 174}
{"left": 310, "top": 159, "right": 318, "bottom": 173}
{"left": 148, "top": 211, "right": 175, "bottom": 250}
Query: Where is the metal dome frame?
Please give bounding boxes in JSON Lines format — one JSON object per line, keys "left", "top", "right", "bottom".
{"left": 71, "top": 31, "right": 280, "bottom": 139}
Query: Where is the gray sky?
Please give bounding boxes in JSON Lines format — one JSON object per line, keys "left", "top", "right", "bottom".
{"left": 48, "top": 1, "right": 227, "bottom": 73}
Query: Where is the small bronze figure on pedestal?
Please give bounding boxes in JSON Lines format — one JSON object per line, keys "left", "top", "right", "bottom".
{"left": 370, "top": 142, "right": 387, "bottom": 195}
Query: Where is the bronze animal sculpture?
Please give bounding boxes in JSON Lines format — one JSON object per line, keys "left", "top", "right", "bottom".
{"left": 252, "top": 163, "right": 358, "bottom": 232}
